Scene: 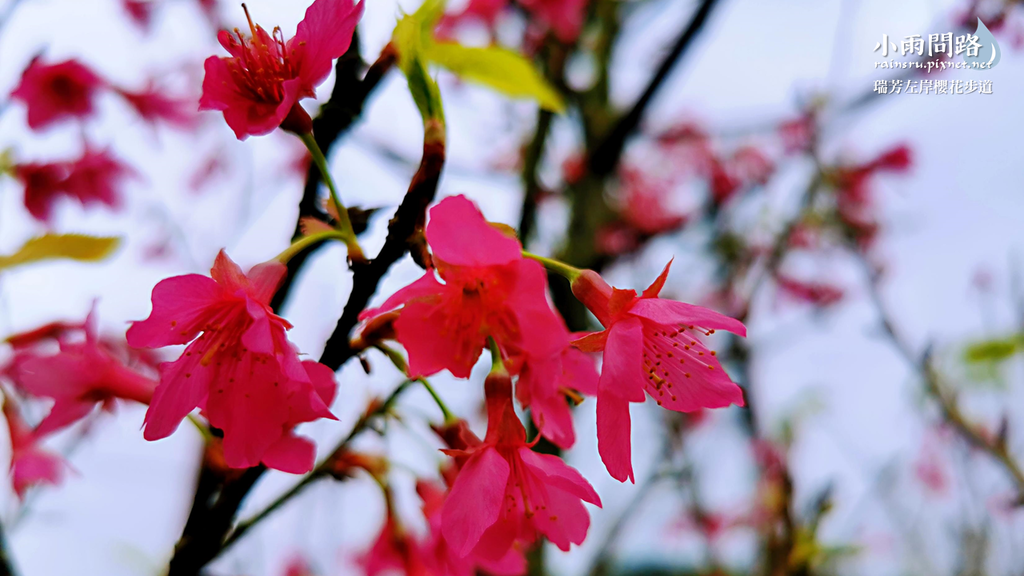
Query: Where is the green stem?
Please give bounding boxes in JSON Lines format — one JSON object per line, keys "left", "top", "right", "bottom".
{"left": 487, "top": 336, "right": 505, "bottom": 373}
{"left": 375, "top": 344, "right": 456, "bottom": 424}
{"left": 523, "top": 251, "right": 582, "bottom": 281}
{"left": 274, "top": 230, "right": 349, "bottom": 264}
{"left": 299, "top": 132, "right": 364, "bottom": 262}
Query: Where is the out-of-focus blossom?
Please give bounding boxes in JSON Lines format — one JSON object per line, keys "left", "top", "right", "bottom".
{"left": 358, "top": 517, "right": 429, "bottom": 576}
{"left": 13, "top": 161, "right": 71, "bottom": 222}
{"left": 571, "top": 261, "right": 746, "bottom": 482}
{"left": 440, "top": 0, "right": 587, "bottom": 43}
{"left": 778, "top": 114, "right": 815, "bottom": 154}
{"left": 13, "top": 148, "right": 133, "bottom": 222}
{"left": 358, "top": 195, "right": 564, "bottom": 379}
{"left": 441, "top": 367, "right": 601, "bottom": 560}
{"left": 282, "top": 556, "right": 316, "bottom": 576}
{"left": 832, "top": 143, "right": 913, "bottom": 251}
{"left": 127, "top": 251, "right": 338, "bottom": 472}
{"left": 12, "top": 310, "right": 156, "bottom": 437}
{"left": 597, "top": 165, "right": 689, "bottom": 256}
{"left": 199, "top": 0, "right": 364, "bottom": 139}
{"left": 122, "top": 0, "right": 156, "bottom": 31}
{"left": 775, "top": 275, "right": 844, "bottom": 308}
{"left": 63, "top": 147, "right": 134, "bottom": 211}
{"left": 117, "top": 85, "right": 198, "bottom": 128}
{"left": 11, "top": 58, "right": 105, "bottom": 130}
{"left": 3, "top": 396, "right": 65, "bottom": 498}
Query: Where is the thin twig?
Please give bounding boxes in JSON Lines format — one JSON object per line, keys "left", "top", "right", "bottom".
{"left": 219, "top": 380, "right": 414, "bottom": 553}
{"left": 586, "top": 0, "right": 721, "bottom": 177}
{"left": 860, "top": 258, "right": 1024, "bottom": 499}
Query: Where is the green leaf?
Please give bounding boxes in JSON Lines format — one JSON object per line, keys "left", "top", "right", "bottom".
{"left": 964, "top": 335, "right": 1024, "bottom": 364}
{"left": 424, "top": 42, "right": 565, "bottom": 112}
{"left": 392, "top": 8, "right": 445, "bottom": 123}
{"left": 0, "top": 234, "right": 121, "bottom": 270}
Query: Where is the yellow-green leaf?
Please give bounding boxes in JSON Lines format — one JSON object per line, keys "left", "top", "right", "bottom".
{"left": 425, "top": 42, "right": 565, "bottom": 112}
{"left": 0, "top": 234, "right": 121, "bottom": 271}
{"left": 964, "top": 335, "right": 1024, "bottom": 364}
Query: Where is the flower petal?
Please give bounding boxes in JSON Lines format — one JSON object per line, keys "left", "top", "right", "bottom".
{"left": 442, "top": 447, "right": 510, "bottom": 558}
{"left": 629, "top": 299, "right": 746, "bottom": 336}
{"left": 518, "top": 448, "right": 601, "bottom": 506}
{"left": 640, "top": 259, "right": 672, "bottom": 299}
{"left": 596, "top": 389, "right": 634, "bottom": 483}
{"left": 247, "top": 260, "right": 287, "bottom": 304}
{"left": 570, "top": 330, "right": 608, "bottom": 353}
{"left": 142, "top": 355, "right": 212, "bottom": 440}
{"left": 426, "top": 195, "right": 521, "bottom": 268}
{"left": 261, "top": 433, "right": 316, "bottom": 474}
{"left": 126, "top": 274, "right": 224, "bottom": 348}
{"left": 293, "top": 0, "right": 365, "bottom": 88}
{"left": 599, "top": 317, "right": 646, "bottom": 402}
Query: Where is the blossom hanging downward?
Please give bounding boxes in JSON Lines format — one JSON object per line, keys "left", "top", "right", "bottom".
{"left": 199, "top": 0, "right": 364, "bottom": 139}
{"left": 127, "top": 251, "right": 337, "bottom": 473}
{"left": 511, "top": 318, "right": 598, "bottom": 449}
{"left": 441, "top": 365, "right": 601, "bottom": 561}
{"left": 358, "top": 195, "right": 564, "bottom": 379}
{"left": 571, "top": 261, "right": 746, "bottom": 482}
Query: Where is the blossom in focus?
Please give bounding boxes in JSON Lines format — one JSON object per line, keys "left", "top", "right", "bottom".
{"left": 358, "top": 195, "right": 564, "bottom": 379}
{"left": 127, "top": 250, "right": 337, "bottom": 472}
{"left": 441, "top": 367, "right": 601, "bottom": 560}
{"left": 199, "top": 0, "right": 364, "bottom": 139}
{"left": 12, "top": 310, "right": 157, "bottom": 437}
{"left": 3, "top": 396, "right": 65, "bottom": 498}
{"left": 11, "top": 58, "right": 104, "bottom": 130}
{"left": 571, "top": 261, "right": 746, "bottom": 482}
{"left": 511, "top": 319, "right": 598, "bottom": 448}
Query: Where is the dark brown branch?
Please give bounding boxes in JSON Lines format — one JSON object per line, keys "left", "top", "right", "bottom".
{"left": 0, "top": 519, "right": 17, "bottom": 576}
{"left": 270, "top": 42, "right": 397, "bottom": 312}
{"left": 319, "top": 123, "right": 446, "bottom": 371}
{"left": 586, "top": 0, "right": 721, "bottom": 176}
{"left": 166, "top": 43, "right": 398, "bottom": 576}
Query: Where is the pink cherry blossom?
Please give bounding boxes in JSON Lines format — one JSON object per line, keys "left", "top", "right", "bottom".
{"left": 441, "top": 368, "right": 601, "bottom": 561}
{"left": 570, "top": 261, "right": 746, "bottom": 482}
{"left": 418, "top": 480, "right": 526, "bottom": 576}
{"left": 11, "top": 58, "right": 105, "bottom": 130}
{"left": 12, "top": 310, "right": 156, "bottom": 437}
{"left": 358, "top": 517, "right": 429, "bottom": 576}
{"left": 3, "top": 396, "right": 65, "bottom": 499}
{"left": 117, "top": 84, "right": 198, "bottom": 129}
{"left": 199, "top": 0, "right": 364, "bottom": 139}
{"left": 359, "top": 195, "right": 564, "bottom": 379}
{"left": 127, "top": 250, "right": 337, "bottom": 472}
{"left": 511, "top": 319, "right": 598, "bottom": 449}
{"left": 13, "top": 147, "right": 133, "bottom": 223}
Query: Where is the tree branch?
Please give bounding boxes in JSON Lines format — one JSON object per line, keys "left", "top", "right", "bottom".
{"left": 586, "top": 0, "right": 721, "bottom": 176}
{"left": 270, "top": 42, "right": 397, "bottom": 312}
